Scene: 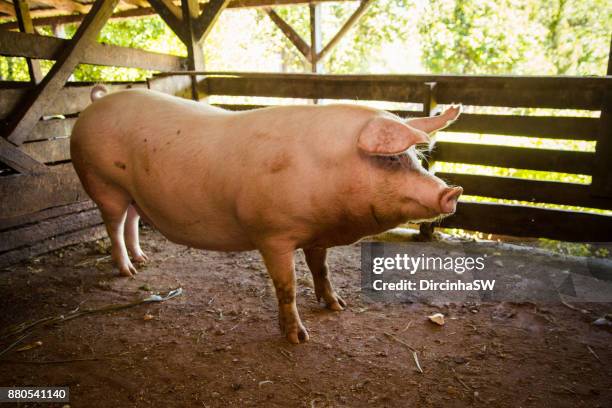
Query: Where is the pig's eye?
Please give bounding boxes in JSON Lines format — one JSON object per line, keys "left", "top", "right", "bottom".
{"left": 373, "top": 153, "right": 412, "bottom": 171}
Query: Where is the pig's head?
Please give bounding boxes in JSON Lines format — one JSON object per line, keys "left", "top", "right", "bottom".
{"left": 356, "top": 105, "right": 463, "bottom": 225}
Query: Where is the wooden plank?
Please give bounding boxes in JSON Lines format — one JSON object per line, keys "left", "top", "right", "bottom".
{"left": 0, "top": 82, "right": 147, "bottom": 119}
{"left": 317, "top": 0, "right": 372, "bottom": 62}
{"left": 194, "top": 0, "right": 230, "bottom": 42}
{"left": 0, "top": 224, "right": 106, "bottom": 268}
{"left": 28, "top": 118, "right": 77, "bottom": 143}
{"left": 433, "top": 142, "right": 593, "bottom": 175}
{"left": 0, "top": 163, "right": 88, "bottom": 219}
{"left": 13, "top": 0, "right": 43, "bottom": 84}
{"left": 0, "top": 200, "right": 96, "bottom": 232}
{"left": 0, "top": 0, "right": 15, "bottom": 16}
{"left": 5, "top": 0, "right": 120, "bottom": 146}
{"left": 20, "top": 138, "right": 71, "bottom": 164}
{"left": 204, "top": 76, "right": 427, "bottom": 102}
{"left": 196, "top": 72, "right": 610, "bottom": 109}
{"left": 591, "top": 37, "right": 612, "bottom": 197}
{"left": 0, "top": 207, "right": 102, "bottom": 253}
{"left": 265, "top": 7, "right": 311, "bottom": 61}
{"left": 445, "top": 113, "right": 600, "bottom": 141}
{"left": 0, "top": 137, "right": 47, "bottom": 174}
{"left": 439, "top": 202, "right": 612, "bottom": 242}
{"left": 0, "top": 30, "right": 186, "bottom": 72}
{"left": 436, "top": 172, "right": 612, "bottom": 210}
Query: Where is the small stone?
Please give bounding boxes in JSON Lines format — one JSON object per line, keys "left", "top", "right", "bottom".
{"left": 428, "top": 313, "right": 445, "bottom": 326}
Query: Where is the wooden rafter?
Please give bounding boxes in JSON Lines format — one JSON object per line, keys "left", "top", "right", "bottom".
{"left": 0, "top": 137, "right": 47, "bottom": 174}
{"left": 316, "top": 0, "right": 372, "bottom": 62}
{"left": 0, "top": 0, "right": 15, "bottom": 16}
{"left": 309, "top": 2, "right": 322, "bottom": 72}
{"left": 194, "top": 0, "right": 230, "bottom": 42}
{"left": 35, "top": 0, "right": 90, "bottom": 14}
{"left": 12, "top": 0, "right": 43, "bottom": 84}
{"left": 264, "top": 7, "right": 311, "bottom": 61}
{"left": 147, "top": 0, "right": 187, "bottom": 42}
{"left": 5, "top": 0, "right": 120, "bottom": 146}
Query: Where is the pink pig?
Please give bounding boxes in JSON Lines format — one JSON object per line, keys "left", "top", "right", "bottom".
{"left": 71, "top": 86, "right": 462, "bottom": 343}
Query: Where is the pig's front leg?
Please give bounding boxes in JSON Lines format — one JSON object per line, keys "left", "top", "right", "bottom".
{"left": 304, "top": 247, "right": 346, "bottom": 311}
{"left": 260, "top": 247, "right": 309, "bottom": 344}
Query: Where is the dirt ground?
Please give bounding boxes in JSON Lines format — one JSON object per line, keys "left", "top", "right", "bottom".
{"left": 0, "top": 228, "right": 611, "bottom": 408}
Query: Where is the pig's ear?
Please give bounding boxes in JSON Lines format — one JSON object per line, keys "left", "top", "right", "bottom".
{"left": 357, "top": 117, "right": 429, "bottom": 155}
{"left": 406, "top": 104, "right": 462, "bottom": 134}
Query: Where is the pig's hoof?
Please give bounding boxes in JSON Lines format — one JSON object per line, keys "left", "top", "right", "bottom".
{"left": 326, "top": 293, "right": 347, "bottom": 311}
{"left": 285, "top": 323, "right": 310, "bottom": 344}
{"left": 118, "top": 263, "right": 138, "bottom": 278}
{"left": 131, "top": 251, "right": 149, "bottom": 264}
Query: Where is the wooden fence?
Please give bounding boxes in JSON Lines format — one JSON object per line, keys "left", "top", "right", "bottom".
{"left": 193, "top": 72, "right": 612, "bottom": 242}
{"left": 1, "top": 18, "right": 611, "bottom": 267}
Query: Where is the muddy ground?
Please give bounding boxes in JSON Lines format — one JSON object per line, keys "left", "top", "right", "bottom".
{"left": 0, "top": 228, "right": 611, "bottom": 408}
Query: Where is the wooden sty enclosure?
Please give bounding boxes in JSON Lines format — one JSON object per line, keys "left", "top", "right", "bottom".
{"left": 0, "top": 0, "right": 611, "bottom": 268}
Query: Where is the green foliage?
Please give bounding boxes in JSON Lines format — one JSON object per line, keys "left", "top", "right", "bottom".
{"left": 419, "top": 0, "right": 611, "bottom": 75}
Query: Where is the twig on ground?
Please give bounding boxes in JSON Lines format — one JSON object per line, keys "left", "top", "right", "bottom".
{"left": 586, "top": 345, "right": 602, "bottom": 363}
{"left": 383, "top": 332, "right": 423, "bottom": 373}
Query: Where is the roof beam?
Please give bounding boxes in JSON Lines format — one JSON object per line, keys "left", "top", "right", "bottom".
{"left": 193, "top": 0, "right": 230, "bottom": 42}
{"left": 264, "top": 7, "right": 311, "bottom": 62}
{"left": 5, "top": 0, "right": 120, "bottom": 146}
{"left": 147, "top": 0, "right": 186, "bottom": 42}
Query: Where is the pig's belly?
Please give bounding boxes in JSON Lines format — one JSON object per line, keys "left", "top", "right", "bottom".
{"left": 130, "top": 190, "right": 255, "bottom": 252}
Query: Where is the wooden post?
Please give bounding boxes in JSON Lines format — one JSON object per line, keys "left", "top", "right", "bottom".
{"left": 4, "top": 0, "right": 120, "bottom": 147}
{"left": 309, "top": 3, "right": 322, "bottom": 74}
{"left": 419, "top": 82, "right": 438, "bottom": 240}
{"left": 12, "top": 0, "right": 43, "bottom": 84}
{"left": 0, "top": 137, "right": 47, "bottom": 174}
{"left": 182, "top": 0, "right": 206, "bottom": 100}
{"left": 591, "top": 35, "right": 612, "bottom": 198}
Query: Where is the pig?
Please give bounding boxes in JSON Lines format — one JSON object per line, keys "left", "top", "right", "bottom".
{"left": 70, "top": 85, "right": 462, "bottom": 344}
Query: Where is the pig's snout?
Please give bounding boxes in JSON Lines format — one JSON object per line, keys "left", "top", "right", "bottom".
{"left": 439, "top": 186, "right": 463, "bottom": 214}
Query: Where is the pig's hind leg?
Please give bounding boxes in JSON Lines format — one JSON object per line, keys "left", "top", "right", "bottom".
{"left": 83, "top": 176, "right": 139, "bottom": 277}
{"left": 124, "top": 205, "right": 148, "bottom": 263}
{"left": 304, "top": 247, "right": 346, "bottom": 311}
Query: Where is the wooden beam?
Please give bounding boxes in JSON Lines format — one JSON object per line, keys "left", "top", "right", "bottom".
{"left": 0, "top": 1, "right": 15, "bottom": 16}
{"left": 0, "top": 207, "right": 102, "bottom": 253}
{"left": 12, "top": 0, "right": 43, "bottom": 84}
{"left": 445, "top": 113, "right": 600, "bottom": 141}
{"left": 0, "top": 200, "right": 95, "bottom": 232}
{"left": 196, "top": 72, "right": 610, "bottom": 109}
{"left": 0, "top": 163, "right": 87, "bottom": 219}
{"left": 147, "top": 0, "right": 186, "bottom": 42}
{"left": 264, "top": 8, "right": 311, "bottom": 61}
{"left": 317, "top": 0, "right": 372, "bottom": 62}
{"left": 591, "top": 35, "right": 612, "bottom": 197}
{"left": 194, "top": 0, "right": 230, "bottom": 42}
{"left": 439, "top": 201, "right": 612, "bottom": 242}
{"left": 433, "top": 142, "right": 593, "bottom": 175}
{"left": 5, "top": 0, "right": 120, "bottom": 146}
{"left": 0, "top": 1, "right": 361, "bottom": 29}
{"left": 0, "top": 137, "right": 47, "bottom": 174}
{"left": 0, "top": 82, "right": 148, "bottom": 119}
{"left": 0, "top": 224, "right": 106, "bottom": 268}
{"left": 0, "top": 30, "right": 186, "bottom": 72}
{"left": 309, "top": 2, "right": 322, "bottom": 73}
{"left": 35, "top": 0, "right": 90, "bottom": 14}
{"left": 182, "top": 0, "right": 206, "bottom": 100}
{"left": 437, "top": 172, "right": 612, "bottom": 210}
{"left": 20, "top": 138, "right": 71, "bottom": 164}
